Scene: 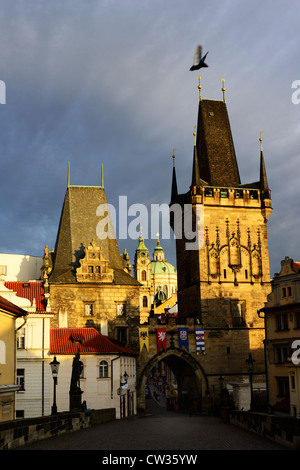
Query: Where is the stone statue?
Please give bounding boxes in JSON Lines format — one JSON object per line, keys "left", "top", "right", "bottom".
{"left": 70, "top": 352, "right": 83, "bottom": 394}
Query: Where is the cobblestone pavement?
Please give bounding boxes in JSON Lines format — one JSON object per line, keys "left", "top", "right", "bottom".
{"left": 17, "top": 399, "right": 290, "bottom": 452}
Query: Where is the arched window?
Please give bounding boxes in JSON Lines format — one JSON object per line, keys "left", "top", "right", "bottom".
{"left": 0, "top": 340, "right": 5, "bottom": 364}
{"left": 141, "top": 270, "right": 147, "bottom": 281}
{"left": 142, "top": 296, "right": 148, "bottom": 308}
{"left": 99, "top": 360, "right": 108, "bottom": 378}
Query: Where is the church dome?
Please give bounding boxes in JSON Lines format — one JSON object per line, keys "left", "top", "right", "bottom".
{"left": 154, "top": 286, "right": 168, "bottom": 304}
{"left": 150, "top": 260, "right": 177, "bottom": 275}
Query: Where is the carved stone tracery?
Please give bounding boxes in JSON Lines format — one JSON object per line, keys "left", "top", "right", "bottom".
{"left": 206, "top": 219, "right": 263, "bottom": 285}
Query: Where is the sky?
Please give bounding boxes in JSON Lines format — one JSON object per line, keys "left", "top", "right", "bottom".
{"left": 0, "top": 0, "right": 299, "bottom": 278}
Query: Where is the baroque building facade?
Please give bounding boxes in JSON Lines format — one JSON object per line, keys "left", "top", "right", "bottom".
{"left": 259, "top": 256, "right": 300, "bottom": 416}
{"left": 133, "top": 233, "right": 177, "bottom": 322}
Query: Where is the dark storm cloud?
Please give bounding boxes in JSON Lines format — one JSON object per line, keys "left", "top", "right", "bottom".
{"left": 0, "top": 0, "right": 299, "bottom": 276}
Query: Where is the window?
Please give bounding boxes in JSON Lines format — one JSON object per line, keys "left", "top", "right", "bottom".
{"left": 294, "top": 311, "right": 300, "bottom": 328}
{"left": 249, "top": 190, "right": 258, "bottom": 199}
{"left": 274, "top": 345, "right": 289, "bottom": 364}
{"left": 282, "top": 287, "right": 286, "bottom": 297}
{"left": 117, "top": 327, "right": 127, "bottom": 344}
{"left": 0, "top": 265, "right": 7, "bottom": 276}
{"left": 205, "top": 188, "right": 213, "bottom": 197}
{"left": 142, "top": 296, "right": 148, "bottom": 308}
{"left": 281, "top": 286, "right": 292, "bottom": 298}
{"left": 116, "top": 303, "right": 125, "bottom": 316}
{"left": 99, "top": 360, "right": 108, "bottom": 378}
{"left": 16, "top": 410, "right": 24, "bottom": 419}
{"left": 245, "top": 269, "right": 248, "bottom": 279}
{"left": 17, "top": 328, "right": 25, "bottom": 349}
{"left": 141, "top": 270, "right": 147, "bottom": 281}
{"left": 275, "top": 313, "right": 289, "bottom": 331}
{"left": 276, "top": 376, "right": 289, "bottom": 397}
{"left": 220, "top": 189, "right": 228, "bottom": 198}
{"left": 17, "top": 369, "right": 25, "bottom": 390}
{"left": 235, "top": 190, "right": 243, "bottom": 199}
{"left": 291, "top": 375, "right": 295, "bottom": 390}
{"left": 0, "top": 340, "right": 5, "bottom": 364}
{"left": 84, "top": 303, "right": 94, "bottom": 316}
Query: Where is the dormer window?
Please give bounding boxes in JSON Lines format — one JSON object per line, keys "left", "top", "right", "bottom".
{"left": 76, "top": 240, "right": 113, "bottom": 283}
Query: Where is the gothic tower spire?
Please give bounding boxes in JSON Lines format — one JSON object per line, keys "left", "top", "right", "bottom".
{"left": 170, "top": 151, "right": 178, "bottom": 204}
{"left": 191, "top": 126, "right": 201, "bottom": 188}
{"left": 259, "top": 133, "right": 269, "bottom": 193}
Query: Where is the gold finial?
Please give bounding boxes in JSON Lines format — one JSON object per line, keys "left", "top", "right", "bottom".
{"left": 259, "top": 131, "right": 264, "bottom": 151}
{"left": 172, "top": 149, "right": 176, "bottom": 167}
{"left": 197, "top": 76, "right": 202, "bottom": 100}
{"left": 221, "top": 78, "right": 226, "bottom": 102}
{"left": 193, "top": 126, "right": 197, "bottom": 146}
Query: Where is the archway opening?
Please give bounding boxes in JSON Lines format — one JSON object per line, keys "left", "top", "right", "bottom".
{"left": 141, "top": 352, "right": 204, "bottom": 414}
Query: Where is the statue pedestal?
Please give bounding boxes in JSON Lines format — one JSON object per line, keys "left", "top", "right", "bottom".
{"left": 69, "top": 391, "right": 83, "bottom": 412}
{"left": 230, "top": 377, "right": 251, "bottom": 411}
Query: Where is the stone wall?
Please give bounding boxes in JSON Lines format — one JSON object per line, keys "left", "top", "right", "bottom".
{"left": 229, "top": 410, "right": 300, "bottom": 449}
{"left": 0, "top": 408, "right": 115, "bottom": 450}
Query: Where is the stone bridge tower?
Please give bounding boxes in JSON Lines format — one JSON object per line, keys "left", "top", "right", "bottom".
{"left": 168, "top": 80, "right": 273, "bottom": 408}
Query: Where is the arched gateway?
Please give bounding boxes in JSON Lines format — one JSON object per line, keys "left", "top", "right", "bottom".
{"left": 136, "top": 317, "right": 209, "bottom": 414}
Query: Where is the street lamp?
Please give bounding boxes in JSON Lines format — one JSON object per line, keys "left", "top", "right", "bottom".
{"left": 50, "top": 356, "right": 60, "bottom": 415}
{"left": 246, "top": 353, "right": 255, "bottom": 411}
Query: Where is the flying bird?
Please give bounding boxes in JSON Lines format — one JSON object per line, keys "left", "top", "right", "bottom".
{"left": 190, "top": 45, "right": 209, "bottom": 71}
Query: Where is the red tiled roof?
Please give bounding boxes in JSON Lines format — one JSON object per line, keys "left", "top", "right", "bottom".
{"left": 50, "top": 328, "right": 138, "bottom": 356}
{"left": 0, "top": 295, "right": 27, "bottom": 317}
{"left": 5, "top": 281, "right": 46, "bottom": 311}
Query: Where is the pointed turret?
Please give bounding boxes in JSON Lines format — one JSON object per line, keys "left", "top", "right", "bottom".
{"left": 195, "top": 97, "right": 241, "bottom": 188}
{"left": 170, "top": 152, "right": 178, "bottom": 204}
{"left": 191, "top": 127, "right": 201, "bottom": 188}
{"left": 259, "top": 135, "right": 269, "bottom": 193}
{"left": 135, "top": 232, "right": 149, "bottom": 258}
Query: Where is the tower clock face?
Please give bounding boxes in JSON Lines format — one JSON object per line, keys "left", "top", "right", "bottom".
{"left": 141, "top": 252, "right": 145, "bottom": 257}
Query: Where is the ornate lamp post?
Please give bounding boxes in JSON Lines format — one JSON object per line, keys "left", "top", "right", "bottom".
{"left": 50, "top": 356, "right": 60, "bottom": 415}
{"left": 246, "top": 353, "right": 255, "bottom": 411}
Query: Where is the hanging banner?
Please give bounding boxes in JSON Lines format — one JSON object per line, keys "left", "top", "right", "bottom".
{"left": 157, "top": 328, "right": 167, "bottom": 353}
{"left": 178, "top": 327, "right": 189, "bottom": 351}
{"left": 195, "top": 328, "right": 205, "bottom": 355}
{"left": 139, "top": 327, "right": 149, "bottom": 352}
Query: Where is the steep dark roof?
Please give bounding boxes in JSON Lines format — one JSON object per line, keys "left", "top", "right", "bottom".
{"left": 49, "top": 185, "right": 139, "bottom": 286}
{"left": 196, "top": 99, "right": 241, "bottom": 187}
